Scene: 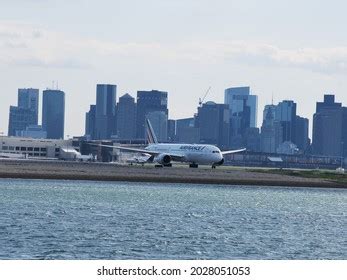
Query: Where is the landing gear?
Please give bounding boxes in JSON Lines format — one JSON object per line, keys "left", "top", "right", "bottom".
{"left": 155, "top": 164, "right": 163, "bottom": 168}
{"left": 164, "top": 163, "right": 172, "bottom": 167}
{"left": 212, "top": 165, "right": 216, "bottom": 169}
{"left": 189, "top": 163, "right": 199, "bottom": 168}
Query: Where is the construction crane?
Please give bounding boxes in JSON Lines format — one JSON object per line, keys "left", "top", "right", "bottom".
{"left": 199, "top": 86, "right": 212, "bottom": 107}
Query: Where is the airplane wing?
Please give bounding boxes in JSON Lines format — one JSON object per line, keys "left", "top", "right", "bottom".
{"left": 89, "top": 143, "right": 186, "bottom": 161}
{"left": 221, "top": 148, "right": 246, "bottom": 155}
{"left": 90, "top": 143, "right": 155, "bottom": 154}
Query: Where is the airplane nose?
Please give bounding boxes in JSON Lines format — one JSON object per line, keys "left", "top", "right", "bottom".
{"left": 214, "top": 153, "right": 224, "bottom": 166}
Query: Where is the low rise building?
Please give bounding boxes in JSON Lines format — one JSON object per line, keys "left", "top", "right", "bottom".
{"left": 0, "top": 136, "right": 78, "bottom": 160}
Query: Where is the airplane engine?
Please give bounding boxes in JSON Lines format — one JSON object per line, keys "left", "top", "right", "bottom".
{"left": 154, "top": 154, "right": 172, "bottom": 165}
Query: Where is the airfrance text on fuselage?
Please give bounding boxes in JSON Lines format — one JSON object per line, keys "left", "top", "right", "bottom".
{"left": 179, "top": 146, "right": 206, "bottom": 151}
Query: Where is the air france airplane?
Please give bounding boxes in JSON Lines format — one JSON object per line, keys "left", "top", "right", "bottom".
{"left": 96, "top": 119, "right": 245, "bottom": 168}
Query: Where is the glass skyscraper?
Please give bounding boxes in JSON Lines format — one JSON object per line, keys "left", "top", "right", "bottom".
{"left": 224, "top": 86, "right": 258, "bottom": 148}
{"left": 8, "top": 88, "right": 39, "bottom": 137}
{"left": 224, "top": 87, "right": 258, "bottom": 127}
{"left": 116, "top": 93, "right": 136, "bottom": 140}
{"left": 8, "top": 106, "right": 37, "bottom": 136}
{"left": 196, "top": 102, "right": 230, "bottom": 149}
{"left": 275, "top": 100, "right": 297, "bottom": 143}
{"left": 18, "top": 88, "right": 39, "bottom": 125}
{"left": 176, "top": 117, "right": 199, "bottom": 144}
{"left": 136, "top": 90, "right": 168, "bottom": 139}
{"left": 312, "top": 95, "right": 346, "bottom": 157}
{"left": 85, "top": 105, "right": 96, "bottom": 140}
{"left": 42, "top": 89, "right": 65, "bottom": 139}
{"left": 95, "top": 84, "right": 117, "bottom": 140}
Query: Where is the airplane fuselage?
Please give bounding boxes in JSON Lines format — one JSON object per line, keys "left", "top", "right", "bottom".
{"left": 145, "top": 143, "right": 224, "bottom": 165}
{"left": 91, "top": 118, "right": 244, "bottom": 167}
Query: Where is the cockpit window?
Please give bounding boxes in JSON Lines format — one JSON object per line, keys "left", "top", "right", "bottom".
{"left": 212, "top": 151, "right": 219, "bottom": 153}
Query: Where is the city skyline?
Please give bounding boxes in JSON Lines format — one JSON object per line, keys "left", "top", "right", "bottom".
{"left": 2, "top": 84, "right": 347, "bottom": 138}
{"left": 1, "top": 0, "right": 347, "bottom": 136}
{"left": 1, "top": 1, "right": 347, "bottom": 267}
{"left": 7, "top": 85, "right": 346, "bottom": 158}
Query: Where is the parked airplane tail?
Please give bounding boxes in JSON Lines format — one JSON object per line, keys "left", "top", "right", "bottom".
{"left": 146, "top": 119, "right": 158, "bottom": 144}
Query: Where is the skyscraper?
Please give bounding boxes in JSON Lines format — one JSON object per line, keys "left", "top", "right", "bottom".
{"left": 8, "top": 88, "right": 39, "bottom": 137}
{"left": 224, "top": 87, "right": 258, "bottom": 127}
{"left": 116, "top": 93, "right": 136, "bottom": 140}
{"left": 343, "top": 108, "right": 347, "bottom": 157}
{"left": 275, "top": 100, "right": 297, "bottom": 143}
{"left": 8, "top": 106, "right": 37, "bottom": 136}
{"left": 224, "top": 86, "right": 258, "bottom": 148}
{"left": 176, "top": 117, "right": 199, "bottom": 144}
{"left": 260, "top": 105, "right": 283, "bottom": 153}
{"left": 42, "top": 89, "right": 65, "bottom": 139}
{"left": 312, "top": 95, "right": 345, "bottom": 157}
{"left": 295, "top": 116, "right": 310, "bottom": 152}
{"left": 196, "top": 102, "right": 230, "bottom": 149}
{"left": 136, "top": 90, "right": 168, "bottom": 139}
{"left": 244, "top": 127, "right": 261, "bottom": 152}
{"left": 18, "top": 88, "right": 39, "bottom": 124}
{"left": 95, "top": 84, "right": 117, "bottom": 140}
{"left": 85, "top": 105, "right": 96, "bottom": 140}
{"left": 261, "top": 99, "right": 309, "bottom": 153}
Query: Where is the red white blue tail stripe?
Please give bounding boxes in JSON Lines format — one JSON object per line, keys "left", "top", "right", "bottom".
{"left": 146, "top": 119, "right": 158, "bottom": 144}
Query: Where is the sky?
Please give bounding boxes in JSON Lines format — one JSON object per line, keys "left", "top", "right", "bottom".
{"left": 1, "top": 0, "right": 347, "bottom": 137}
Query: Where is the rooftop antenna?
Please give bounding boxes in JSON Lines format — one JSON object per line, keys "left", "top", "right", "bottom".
{"left": 199, "top": 86, "right": 212, "bottom": 107}
{"left": 271, "top": 92, "right": 274, "bottom": 105}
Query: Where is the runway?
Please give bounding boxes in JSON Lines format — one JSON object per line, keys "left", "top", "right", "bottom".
{"left": 0, "top": 159, "right": 346, "bottom": 188}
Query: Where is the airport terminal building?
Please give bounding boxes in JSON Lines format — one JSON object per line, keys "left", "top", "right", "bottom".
{"left": 0, "top": 136, "right": 78, "bottom": 160}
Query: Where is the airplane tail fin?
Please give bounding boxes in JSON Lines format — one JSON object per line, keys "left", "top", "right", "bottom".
{"left": 146, "top": 119, "right": 158, "bottom": 144}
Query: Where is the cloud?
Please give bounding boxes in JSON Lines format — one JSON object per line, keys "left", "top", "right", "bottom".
{"left": 1, "top": 21, "right": 347, "bottom": 74}
{"left": 10, "top": 57, "right": 91, "bottom": 69}
{"left": 165, "top": 41, "right": 347, "bottom": 75}
{"left": 80, "top": 39, "right": 347, "bottom": 75}
{"left": 0, "top": 21, "right": 92, "bottom": 69}
{"left": 249, "top": 44, "right": 347, "bottom": 74}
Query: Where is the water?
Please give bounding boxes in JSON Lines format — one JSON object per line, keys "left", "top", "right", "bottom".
{"left": 0, "top": 179, "right": 346, "bottom": 260}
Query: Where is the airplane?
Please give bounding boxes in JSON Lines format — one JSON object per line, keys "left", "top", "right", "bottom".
{"left": 0, "top": 152, "right": 26, "bottom": 159}
{"left": 93, "top": 119, "right": 246, "bottom": 168}
{"left": 125, "top": 154, "right": 150, "bottom": 166}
